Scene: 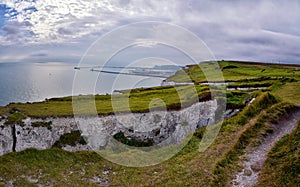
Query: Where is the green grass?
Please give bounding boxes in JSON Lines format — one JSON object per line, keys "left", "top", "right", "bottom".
{"left": 257, "top": 118, "right": 300, "bottom": 187}
{"left": 272, "top": 82, "right": 300, "bottom": 106}
{"left": 0, "top": 84, "right": 248, "bottom": 118}
{"left": 0, "top": 85, "right": 208, "bottom": 117}
{"left": 167, "top": 60, "right": 300, "bottom": 83}
{"left": 4, "top": 112, "right": 26, "bottom": 126}
{"left": 221, "top": 92, "right": 278, "bottom": 127}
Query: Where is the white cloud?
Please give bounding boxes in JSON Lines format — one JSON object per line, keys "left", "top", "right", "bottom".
{"left": 0, "top": 0, "right": 182, "bottom": 45}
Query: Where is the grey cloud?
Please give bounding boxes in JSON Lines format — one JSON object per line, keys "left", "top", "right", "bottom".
{"left": 57, "top": 28, "right": 73, "bottom": 35}
{"left": 1, "top": 0, "right": 300, "bottom": 63}
{"left": 2, "top": 25, "right": 19, "bottom": 35}
{"left": 30, "top": 53, "right": 48, "bottom": 57}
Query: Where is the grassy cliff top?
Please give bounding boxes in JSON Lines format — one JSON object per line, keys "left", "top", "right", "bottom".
{"left": 167, "top": 60, "right": 300, "bottom": 83}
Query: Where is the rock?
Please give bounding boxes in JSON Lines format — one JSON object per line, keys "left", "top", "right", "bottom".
{"left": 90, "top": 176, "right": 111, "bottom": 186}
{"left": 0, "top": 124, "right": 13, "bottom": 155}
{"left": 251, "top": 162, "right": 263, "bottom": 172}
{"left": 243, "top": 169, "right": 252, "bottom": 176}
{"left": 27, "top": 176, "right": 38, "bottom": 183}
{"left": 103, "top": 170, "right": 110, "bottom": 175}
{"left": 233, "top": 180, "right": 239, "bottom": 185}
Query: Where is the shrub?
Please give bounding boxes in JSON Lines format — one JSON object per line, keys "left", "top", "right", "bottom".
{"left": 31, "top": 121, "right": 52, "bottom": 130}
{"left": 53, "top": 130, "right": 86, "bottom": 148}
{"left": 113, "top": 131, "right": 154, "bottom": 147}
{"left": 222, "top": 65, "right": 239, "bottom": 70}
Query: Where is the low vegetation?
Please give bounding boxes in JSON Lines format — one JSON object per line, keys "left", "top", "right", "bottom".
{"left": 113, "top": 132, "right": 154, "bottom": 147}
{"left": 167, "top": 60, "right": 300, "bottom": 83}
{"left": 257, "top": 119, "right": 300, "bottom": 186}
{"left": 4, "top": 112, "right": 26, "bottom": 126}
{"left": 272, "top": 82, "right": 300, "bottom": 106}
{"left": 53, "top": 130, "right": 86, "bottom": 148}
{"left": 0, "top": 84, "right": 249, "bottom": 118}
{"left": 31, "top": 121, "right": 52, "bottom": 130}
{"left": 213, "top": 101, "right": 295, "bottom": 186}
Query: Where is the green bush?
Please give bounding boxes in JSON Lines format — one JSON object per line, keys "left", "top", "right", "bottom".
{"left": 31, "top": 121, "right": 52, "bottom": 130}
{"left": 222, "top": 65, "right": 239, "bottom": 70}
{"left": 113, "top": 131, "right": 154, "bottom": 147}
{"left": 53, "top": 130, "right": 86, "bottom": 148}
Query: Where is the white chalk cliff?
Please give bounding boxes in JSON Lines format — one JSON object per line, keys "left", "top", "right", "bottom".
{"left": 0, "top": 100, "right": 225, "bottom": 156}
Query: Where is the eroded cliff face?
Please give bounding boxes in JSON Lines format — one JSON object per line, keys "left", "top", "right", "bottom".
{"left": 0, "top": 100, "right": 220, "bottom": 156}
{"left": 0, "top": 120, "right": 13, "bottom": 155}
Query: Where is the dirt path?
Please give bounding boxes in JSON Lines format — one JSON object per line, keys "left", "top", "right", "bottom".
{"left": 232, "top": 108, "right": 300, "bottom": 187}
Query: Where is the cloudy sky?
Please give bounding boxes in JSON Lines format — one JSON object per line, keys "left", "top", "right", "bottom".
{"left": 0, "top": 0, "right": 300, "bottom": 64}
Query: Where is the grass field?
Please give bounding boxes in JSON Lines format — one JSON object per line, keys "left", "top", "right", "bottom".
{"left": 272, "top": 82, "right": 300, "bottom": 106}
{"left": 167, "top": 60, "right": 300, "bottom": 83}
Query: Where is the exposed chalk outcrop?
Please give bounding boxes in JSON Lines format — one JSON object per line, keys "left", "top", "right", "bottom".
{"left": 0, "top": 100, "right": 235, "bottom": 155}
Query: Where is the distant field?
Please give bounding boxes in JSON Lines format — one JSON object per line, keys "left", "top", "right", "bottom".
{"left": 167, "top": 60, "right": 300, "bottom": 83}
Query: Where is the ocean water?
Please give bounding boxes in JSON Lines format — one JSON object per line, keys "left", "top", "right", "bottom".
{"left": 0, "top": 62, "right": 164, "bottom": 106}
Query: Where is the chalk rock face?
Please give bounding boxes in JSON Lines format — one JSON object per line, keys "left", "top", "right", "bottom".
{"left": 15, "top": 118, "right": 80, "bottom": 152}
{"left": 0, "top": 100, "right": 219, "bottom": 156}
{"left": 0, "top": 120, "right": 13, "bottom": 155}
{"left": 77, "top": 100, "right": 218, "bottom": 150}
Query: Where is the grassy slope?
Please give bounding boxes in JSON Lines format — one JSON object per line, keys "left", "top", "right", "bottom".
{"left": 257, "top": 119, "right": 300, "bottom": 186}
{"left": 272, "top": 82, "right": 300, "bottom": 106}
{"left": 213, "top": 102, "right": 296, "bottom": 186}
{"left": 167, "top": 60, "right": 300, "bottom": 83}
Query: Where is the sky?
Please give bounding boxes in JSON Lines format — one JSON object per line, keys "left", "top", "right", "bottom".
{"left": 0, "top": 0, "right": 300, "bottom": 64}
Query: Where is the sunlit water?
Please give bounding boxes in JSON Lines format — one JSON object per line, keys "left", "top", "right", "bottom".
{"left": 0, "top": 62, "right": 164, "bottom": 106}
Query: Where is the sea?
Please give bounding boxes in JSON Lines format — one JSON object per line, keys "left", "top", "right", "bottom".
{"left": 0, "top": 62, "right": 165, "bottom": 106}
